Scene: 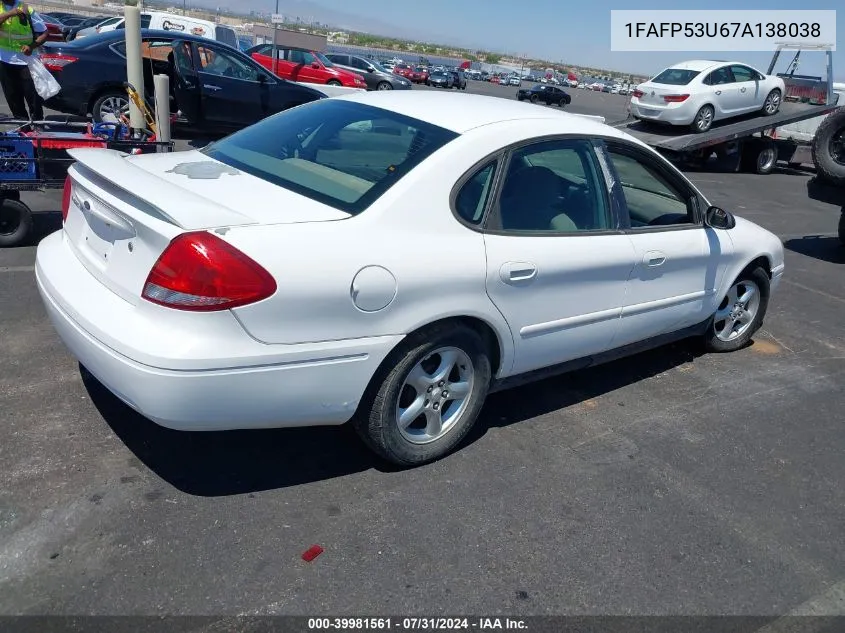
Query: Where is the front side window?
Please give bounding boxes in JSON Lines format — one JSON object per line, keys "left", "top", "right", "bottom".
{"left": 495, "top": 139, "right": 610, "bottom": 233}
{"left": 606, "top": 148, "right": 694, "bottom": 227}
{"left": 202, "top": 100, "right": 459, "bottom": 215}
{"left": 288, "top": 49, "right": 316, "bottom": 65}
{"left": 196, "top": 45, "right": 259, "bottom": 81}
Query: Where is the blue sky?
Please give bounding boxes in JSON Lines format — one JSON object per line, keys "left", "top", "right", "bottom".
{"left": 310, "top": 0, "right": 843, "bottom": 80}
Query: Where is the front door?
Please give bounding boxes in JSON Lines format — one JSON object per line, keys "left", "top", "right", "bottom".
{"left": 481, "top": 138, "right": 636, "bottom": 375}
{"left": 730, "top": 65, "right": 763, "bottom": 113}
{"left": 193, "top": 43, "right": 268, "bottom": 127}
{"left": 601, "top": 141, "right": 733, "bottom": 346}
{"left": 287, "top": 49, "right": 321, "bottom": 83}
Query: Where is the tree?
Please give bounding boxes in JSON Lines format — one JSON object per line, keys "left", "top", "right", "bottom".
{"left": 485, "top": 53, "right": 501, "bottom": 64}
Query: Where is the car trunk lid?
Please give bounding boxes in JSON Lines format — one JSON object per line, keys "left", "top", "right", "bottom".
{"left": 636, "top": 82, "right": 684, "bottom": 105}
{"left": 63, "top": 148, "right": 349, "bottom": 306}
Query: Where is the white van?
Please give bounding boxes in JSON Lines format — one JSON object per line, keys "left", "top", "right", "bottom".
{"left": 108, "top": 12, "right": 240, "bottom": 50}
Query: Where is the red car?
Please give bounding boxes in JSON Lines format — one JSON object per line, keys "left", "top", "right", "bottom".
{"left": 392, "top": 64, "right": 415, "bottom": 80}
{"left": 40, "top": 14, "right": 68, "bottom": 42}
{"left": 246, "top": 44, "right": 366, "bottom": 89}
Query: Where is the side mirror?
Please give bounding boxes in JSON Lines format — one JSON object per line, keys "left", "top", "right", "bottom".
{"left": 704, "top": 206, "right": 736, "bottom": 229}
{"left": 367, "top": 66, "right": 375, "bottom": 73}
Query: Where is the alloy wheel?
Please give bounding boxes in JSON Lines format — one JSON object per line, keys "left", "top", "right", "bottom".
{"left": 764, "top": 91, "right": 781, "bottom": 114}
{"left": 395, "top": 347, "right": 475, "bottom": 444}
{"left": 99, "top": 95, "right": 129, "bottom": 123}
{"left": 697, "top": 107, "right": 713, "bottom": 131}
{"left": 713, "top": 280, "right": 761, "bottom": 342}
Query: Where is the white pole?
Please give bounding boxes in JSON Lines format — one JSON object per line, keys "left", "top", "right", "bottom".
{"left": 124, "top": 0, "right": 145, "bottom": 133}
{"left": 153, "top": 74, "right": 171, "bottom": 146}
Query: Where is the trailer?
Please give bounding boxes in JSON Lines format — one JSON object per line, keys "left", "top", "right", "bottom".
{"left": 614, "top": 44, "right": 839, "bottom": 176}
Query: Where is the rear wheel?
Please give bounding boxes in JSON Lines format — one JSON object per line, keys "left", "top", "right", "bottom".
{"left": 703, "top": 267, "right": 770, "bottom": 353}
{"left": 741, "top": 138, "right": 778, "bottom": 174}
{"left": 353, "top": 323, "right": 492, "bottom": 466}
{"left": 762, "top": 89, "right": 782, "bottom": 116}
{"left": 691, "top": 104, "right": 715, "bottom": 133}
{"left": 0, "top": 198, "right": 34, "bottom": 248}
{"left": 376, "top": 81, "right": 392, "bottom": 91}
{"left": 92, "top": 89, "right": 129, "bottom": 124}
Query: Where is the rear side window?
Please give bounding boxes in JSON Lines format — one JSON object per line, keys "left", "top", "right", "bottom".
{"left": 202, "top": 100, "right": 459, "bottom": 215}
{"left": 651, "top": 68, "right": 701, "bottom": 85}
{"left": 216, "top": 26, "right": 238, "bottom": 48}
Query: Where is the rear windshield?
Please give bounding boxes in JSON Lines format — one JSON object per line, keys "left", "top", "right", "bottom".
{"left": 651, "top": 68, "right": 701, "bottom": 85}
{"left": 202, "top": 100, "right": 459, "bottom": 215}
{"left": 216, "top": 26, "right": 238, "bottom": 48}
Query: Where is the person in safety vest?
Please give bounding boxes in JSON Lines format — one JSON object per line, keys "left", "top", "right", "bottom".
{"left": 0, "top": 1, "right": 48, "bottom": 120}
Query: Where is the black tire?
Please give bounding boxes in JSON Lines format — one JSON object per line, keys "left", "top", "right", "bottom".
{"left": 838, "top": 208, "right": 845, "bottom": 246}
{"left": 741, "top": 138, "right": 777, "bottom": 174}
{"left": 0, "top": 198, "right": 34, "bottom": 248}
{"left": 91, "top": 89, "right": 129, "bottom": 124}
{"left": 703, "top": 267, "right": 770, "bottom": 353}
{"left": 811, "top": 107, "right": 845, "bottom": 186}
{"left": 529, "top": 94, "right": 538, "bottom": 104}
{"left": 761, "top": 89, "right": 782, "bottom": 116}
{"left": 559, "top": 98, "right": 567, "bottom": 108}
{"left": 352, "top": 322, "right": 492, "bottom": 467}
{"left": 326, "top": 80, "right": 342, "bottom": 86}
{"left": 691, "top": 105, "right": 715, "bottom": 133}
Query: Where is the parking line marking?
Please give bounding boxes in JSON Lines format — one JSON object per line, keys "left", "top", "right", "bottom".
{"left": 783, "top": 280, "right": 845, "bottom": 304}
{"left": 0, "top": 266, "right": 34, "bottom": 273}
{"left": 753, "top": 579, "right": 845, "bottom": 632}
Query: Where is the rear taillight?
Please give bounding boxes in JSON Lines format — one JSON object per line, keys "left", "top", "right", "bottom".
{"left": 40, "top": 54, "right": 78, "bottom": 72}
{"left": 632, "top": 89, "right": 644, "bottom": 98}
{"left": 142, "top": 232, "right": 277, "bottom": 312}
{"left": 61, "top": 175, "right": 72, "bottom": 223}
{"left": 664, "top": 94, "right": 690, "bottom": 103}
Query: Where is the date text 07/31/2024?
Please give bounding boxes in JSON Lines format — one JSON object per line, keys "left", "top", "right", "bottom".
{"left": 307, "top": 618, "right": 528, "bottom": 630}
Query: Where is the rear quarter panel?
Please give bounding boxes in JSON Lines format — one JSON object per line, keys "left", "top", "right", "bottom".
{"left": 225, "top": 127, "right": 538, "bottom": 375}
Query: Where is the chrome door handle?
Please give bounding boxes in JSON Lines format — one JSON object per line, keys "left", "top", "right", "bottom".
{"left": 740, "top": 87, "right": 747, "bottom": 93}
{"left": 203, "top": 84, "right": 222, "bottom": 91}
{"left": 715, "top": 90, "right": 722, "bottom": 95}
{"left": 644, "top": 251, "right": 666, "bottom": 267}
{"left": 500, "top": 262, "right": 538, "bottom": 284}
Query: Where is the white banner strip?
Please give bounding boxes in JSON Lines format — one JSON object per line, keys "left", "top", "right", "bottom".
{"left": 610, "top": 10, "right": 836, "bottom": 52}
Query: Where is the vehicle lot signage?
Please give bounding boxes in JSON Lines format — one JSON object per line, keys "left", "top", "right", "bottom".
{"left": 610, "top": 10, "right": 836, "bottom": 51}
{"left": 272, "top": 13, "right": 285, "bottom": 25}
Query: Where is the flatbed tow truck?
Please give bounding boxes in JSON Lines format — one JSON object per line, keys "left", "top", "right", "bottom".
{"left": 614, "top": 44, "right": 839, "bottom": 175}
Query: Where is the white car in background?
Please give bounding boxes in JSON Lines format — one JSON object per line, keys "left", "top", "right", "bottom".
{"left": 630, "top": 60, "right": 785, "bottom": 133}
{"left": 36, "top": 92, "right": 784, "bottom": 466}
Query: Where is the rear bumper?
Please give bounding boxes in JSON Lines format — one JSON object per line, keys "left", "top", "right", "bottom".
{"left": 630, "top": 100, "right": 695, "bottom": 125}
{"left": 36, "top": 230, "right": 403, "bottom": 431}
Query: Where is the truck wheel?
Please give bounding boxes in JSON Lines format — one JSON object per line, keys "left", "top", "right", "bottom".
{"left": 839, "top": 208, "right": 845, "bottom": 246}
{"left": 691, "top": 105, "right": 714, "bottom": 133}
{"left": 742, "top": 138, "right": 777, "bottom": 175}
{"left": 0, "top": 198, "right": 34, "bottom": 248}
{"left": 812, "top": 107, "right": 845, "bottom": 186}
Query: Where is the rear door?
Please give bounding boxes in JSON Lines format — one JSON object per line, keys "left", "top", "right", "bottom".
{"left": 169, "top": 39, "right": 202, "bottom": 124}
{"left": 481, "top": 138, "right": 636, "bottom": 375}
{"left": 701, "top": 66, "right": 735, "bottom": 117}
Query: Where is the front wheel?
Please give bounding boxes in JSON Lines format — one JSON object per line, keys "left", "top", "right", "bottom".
{"left": 559, "top": 98, "right": 567, "bottom": 108}
{"left": 703, "top": 267, "right": 770, "bottom": 353}
{"left": 353, "top": 323, "right": 492, "bottom": 466}
{"left": 691, "top": 105, "right": 715, "bottom": 133}
{"left": 376, "top": 81, "right": 393, "bottom": 91}
{"left": 326, "top": 79, "right": 342, "bottom": 86}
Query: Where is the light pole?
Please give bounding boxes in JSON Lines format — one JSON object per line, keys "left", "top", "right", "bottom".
{"left": 272, "top": 0, "right": 279, "bottom": 77}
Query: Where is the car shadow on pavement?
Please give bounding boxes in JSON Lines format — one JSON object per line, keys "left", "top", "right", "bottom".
{"left": 83, "top": 342, "right": 704, "bottom": 496}
{"left": 82, "top": 369, "right": 388, "bottom": 497}
{"left": 784, "top": 236, "right": 845, "bottom": 264}
{"left": 467, "top": 341, "right": 705, "bottom": 443}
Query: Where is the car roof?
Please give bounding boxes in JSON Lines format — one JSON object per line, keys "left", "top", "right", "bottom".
{"left": 77, "top": 29, "right": 225, "bottom": 45}
{"left": 333, "top": 91, "right": 624, "bottom": 136}
{"left": 665, "top": 59, "right": 741, "bottom": 72}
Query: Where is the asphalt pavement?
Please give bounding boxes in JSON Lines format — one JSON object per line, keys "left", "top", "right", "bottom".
{"left": 1, "top": 88, "right": 845, "bottom": 619}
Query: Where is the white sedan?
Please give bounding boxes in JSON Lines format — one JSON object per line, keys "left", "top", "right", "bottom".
{"left": 36, "top": 92, "right": 785, "bottom": 466}
{"left": 630, "top": 60, "right": 786, "bottom": 133}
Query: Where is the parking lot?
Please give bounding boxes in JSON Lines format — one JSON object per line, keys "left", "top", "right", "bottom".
{"left": 2, "top": 80, "right": 845, "bottom": 620}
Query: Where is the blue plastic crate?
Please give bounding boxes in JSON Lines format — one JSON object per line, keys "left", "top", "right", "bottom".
{"left": 0, "top": 133, "right": 37, "bottom": 181}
